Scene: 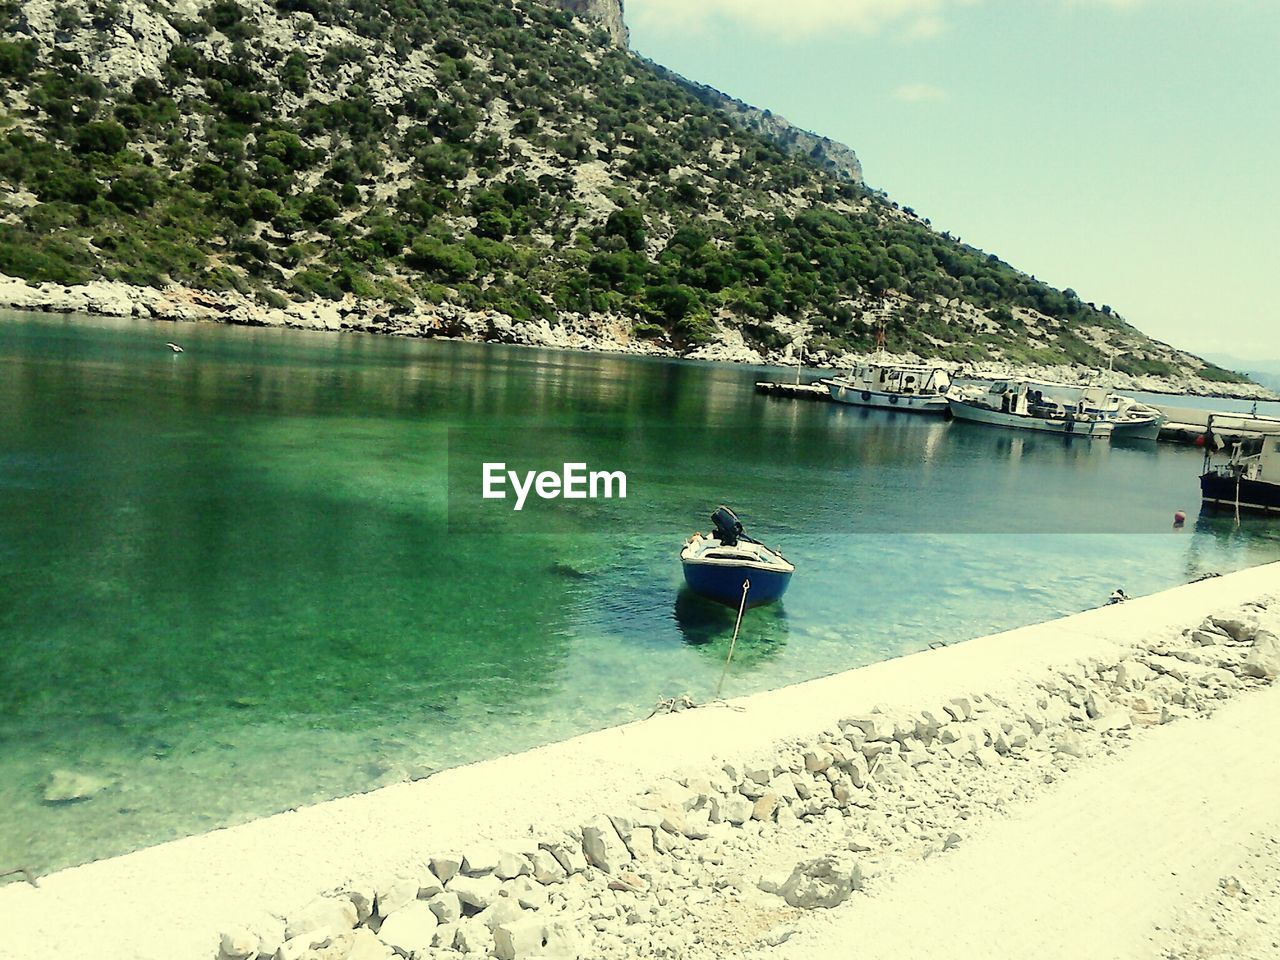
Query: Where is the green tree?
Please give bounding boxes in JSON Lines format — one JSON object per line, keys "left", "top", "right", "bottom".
{"left": 73, "top": 121, "right": 128, "bottom": 156}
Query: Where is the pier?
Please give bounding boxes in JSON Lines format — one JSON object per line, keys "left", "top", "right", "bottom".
{"left": 753, "top": 380, "right": 831, "bottom": 401}
{"left": 754, "top": 383, "right": 1266, "bottom": 448}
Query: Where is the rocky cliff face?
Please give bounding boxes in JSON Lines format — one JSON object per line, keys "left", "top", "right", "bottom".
{"left": 655, "top": 67, "right": 864, "bottom": 183}
{"left": 556, "top": 0, "right": 628, "bottom": 48}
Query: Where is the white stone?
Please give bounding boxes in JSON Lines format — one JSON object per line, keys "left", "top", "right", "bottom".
{"left": 803, "top": 747, "right": 832, "bottom": 773}
{"left": 1093, "top": 711, "right": 1133, "bottom": 733}
{"left": 1244, "top": 630, "right": 1280, "bottom": 679}
{"left": 42, "top": 769, "right": 110, "bottom": 803}
{"left": 218, "top": 928, "right": 257, "bottom": 960}
{"left": 284, "top": 898, "right": 357, "bottom": 939}
{"left": 764, "top": 774, "right": 797, "bottom": 802}
{"left": 454, "top": 919, "right": 495, "bottom": 955}
{"left": 1085, "top": 691, "right": 1112, "bottom": 720}
{"left": 244, "top": 914, "right": 285, "bottom": 959}
{"left": 493, "top": 917, "right": 548, "bottom": 960}
{"left": 427, "top": 891, "right": 462, "bottom": 924}
{"left": 431, "top": 923, "right": 456, "bottom": 949}
{"left": 462, "top": 845, "right": 501, "bottom": 875}
{"left": 503, "top": 876, "right": 549, "bottom": 910}
{"left": 378, "top": 902, "right": 437, "bottom": 957}
{"left": 477, "top": 896, "right": 524, "bottom": 932}
{"left": 1054, "top": 730, "right": 1086, "bottom": 758}
{"left": 752, "top": 792, "right": 781, "bottom": 821}
{"left": 719, "top": 795, "right": 754, "bottom": 825}
{"left": 530, "top": 848, "right": 567, "bottom": 883}
{"left": 542, "top": 838, "right": 589, "bottom": 876}
{"left": 345, "top": 883, "right": 375, "bottom": 923}
{"left": 1212, "top": 616, "right": 1258, "bottom": 642}
{"left": 416, "top": 864, "right": 444, "bottom": 899}
{"left": 625, "top": 826, "right": 656, "bottom": 860}
{"left": 681, "top": 806, "right": 712, "bottom": 839}
{"left": 494, "top": 850, "right": 532, "bottom": 880}
{"left": 607, "top": 870, "right": 648, "bottom": 894}
{"left": 274, "top": 929, "right": 336, "bottom": 960}
{"left": 582, "top": 815, "right": 632, "bottom": 873}
{"left": 430, "top": 853, "right": 463, "bottom": 883}
{"left": 374, "top": 876, "right": 418, "bottom": 918}
{"left": 844, "top": 715, "right": 893, "bottom": 742}
{"left": 347, "top": 928, "right": 391, "bottom": 960}
{"left": 449, "top": 873, "right": 503, "bottom": 910}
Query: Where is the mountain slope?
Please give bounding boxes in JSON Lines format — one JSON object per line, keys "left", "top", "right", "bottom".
{"left": 0, "top": 0, "right": 1250, "bottom": 388}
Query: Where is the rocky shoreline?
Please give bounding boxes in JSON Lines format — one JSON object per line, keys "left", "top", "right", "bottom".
{"left": 207, "top": 589, "right": 1280, "bottom": 960}
{"left": 2, "top": 274, "right": 1274, "bottom": 401}
{"left": 2, "top": 565, "right": 1278, "bottom": 960}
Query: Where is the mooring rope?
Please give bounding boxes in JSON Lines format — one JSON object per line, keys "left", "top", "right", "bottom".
{"left": 715, "top": 579, "right": 751, "bottom": 699}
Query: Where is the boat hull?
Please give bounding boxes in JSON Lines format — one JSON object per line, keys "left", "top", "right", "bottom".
{"left": 948, "top": 399, "right": 1114, "bottom": 438}
{"left": 681, "top": 560, "right": 792, "bottom": 608}
{"left": 1200, "top": 473, "right": 1280, "bottom": 515}
{"left": 1110, "top": 415, "right": 1163, "bottom": 441}
{"left": 824, "top": 382, "right": 949, "bottom": 414}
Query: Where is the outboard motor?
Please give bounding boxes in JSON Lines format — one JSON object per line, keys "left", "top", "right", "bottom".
{"left": 710, "top": 506, "right": 745, "bottom": 546}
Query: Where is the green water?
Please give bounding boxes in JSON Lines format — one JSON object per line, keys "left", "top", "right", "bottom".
{"left": 2, "top": 311, "right": 1279, "bottom": 875}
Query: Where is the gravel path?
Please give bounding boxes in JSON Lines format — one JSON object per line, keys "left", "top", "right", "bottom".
{"left": 1148, "top": 830, "right": 1280, "bottom": 960}
{"left": 768, "top": 683, "right": 1280, "bottom": 960}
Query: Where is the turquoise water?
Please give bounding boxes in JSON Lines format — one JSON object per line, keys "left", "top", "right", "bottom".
{"left": 2, "top": 311, "right": 1279, "bottom": 875}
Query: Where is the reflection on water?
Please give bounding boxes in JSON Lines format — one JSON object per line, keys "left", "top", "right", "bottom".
{"left": 2, "top": 311, "right": 1279, "bottom": 874}
{"left": 671, "top": 588, "right": 790, "bottom": 664}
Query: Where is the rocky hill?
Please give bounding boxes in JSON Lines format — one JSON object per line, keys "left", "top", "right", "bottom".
{"left": 651, "top": 64, "right": 864, "bottom": 185}
{"left": 0, "top": 0, "right": 1254, "bottom": 391}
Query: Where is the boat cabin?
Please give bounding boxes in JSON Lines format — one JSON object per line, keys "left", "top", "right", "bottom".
{"left": 842, "top": 363, "right": 951, "bottom": 396}
{"left": 1208, "top": 414, "right": 1280, "bottom": 481}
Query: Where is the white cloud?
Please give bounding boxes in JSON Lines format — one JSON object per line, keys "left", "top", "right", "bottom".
{"left": 626, "top": 0, "right": 951, "bottom": 39}
{"left": 903, "top": 13, "right": 947, "bottom": 39}
{"left": 627, "top": 0, "right": 1148, "bottom": 40}
{"left": 892, "top": 82, "right": 950, "bottom": 102}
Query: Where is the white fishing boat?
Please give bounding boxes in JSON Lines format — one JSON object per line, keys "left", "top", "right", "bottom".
{"left": 821, "top": 361, "right": 951, "bottom": 414}
{"left": 1034, "top": 381, "right": 1163, "bottom": 440}
{"left": 952, "top": 377, "right": 1163, "bottom": 439}
{"left": 948, "top": 380, "right": 1115, "bottom": 438}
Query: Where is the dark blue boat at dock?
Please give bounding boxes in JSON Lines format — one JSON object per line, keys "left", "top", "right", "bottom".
{"left": 680, "top": 507, "right": 794, "bottom": 608}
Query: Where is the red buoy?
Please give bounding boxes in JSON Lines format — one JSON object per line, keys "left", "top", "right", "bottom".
{"left": 1174, "top": 510, "right": 1187, "bottom": 527}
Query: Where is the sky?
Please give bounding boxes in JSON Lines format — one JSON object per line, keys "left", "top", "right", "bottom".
{"left": 624, "top": 0, "right": 1280, "bottom": 363}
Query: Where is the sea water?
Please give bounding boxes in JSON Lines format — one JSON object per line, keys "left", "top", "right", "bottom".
{"left": 2, "top": 311, "right": 1278, "bottom": 873}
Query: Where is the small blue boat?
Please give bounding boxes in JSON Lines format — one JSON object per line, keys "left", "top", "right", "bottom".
{"left": 680, "top": 507, "right": 794, "bottom": 609}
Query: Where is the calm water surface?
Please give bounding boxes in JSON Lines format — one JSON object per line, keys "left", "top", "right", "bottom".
{"left": 2, "top": 311, "right": 1279, "bottom": 873}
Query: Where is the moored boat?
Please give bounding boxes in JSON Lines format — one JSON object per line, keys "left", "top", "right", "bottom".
{"left": 821, "top": 361, "right": 951, "bottom": 414}
{"left": 952, "top": 377, "right": 1163, "bottom": 439}
{"left": 681, "top": 507, "right": 794, "bottom": 608}
{"left": 1200, "top": 414, "right": 1280, "bottom": 515}
{"left": 947, "top": 380, "right": 1115, "bottom": 438}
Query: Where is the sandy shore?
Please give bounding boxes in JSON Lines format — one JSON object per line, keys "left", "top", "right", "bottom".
{"left": 0, "top": 562, "right": 1277, "bottom": 960}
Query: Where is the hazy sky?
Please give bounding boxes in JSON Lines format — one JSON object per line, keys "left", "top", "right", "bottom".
{"left": 625, "top": 0, "right": 1279, "bottom": 362}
